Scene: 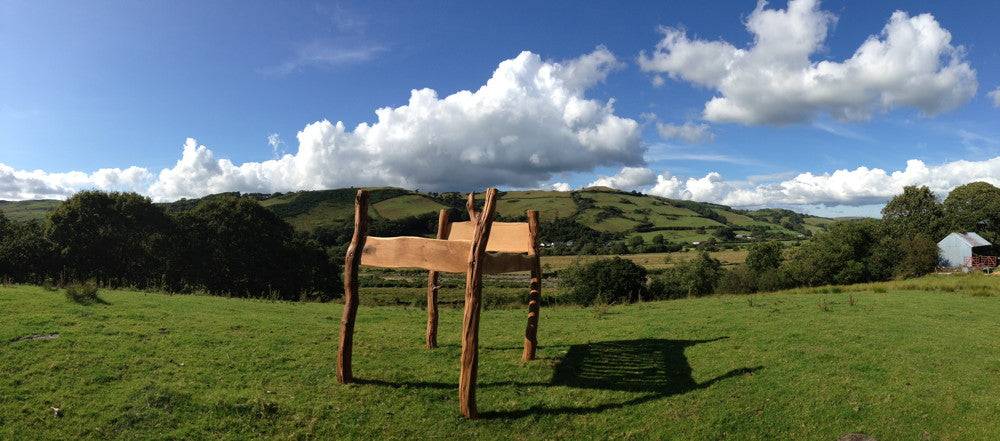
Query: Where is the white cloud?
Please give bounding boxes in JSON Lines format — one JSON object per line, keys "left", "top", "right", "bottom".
{"left": 149, "top": 48, "right": 642, "bottom": 200}
{"left": 551, "top": 182, "right": 572, "bottom": 192}
{"left": 656, "top": 121, "right": 714, "bottom": 143}
{"left": 643, "top": 157, "right": 1000, "bottom": 207}
{"left": 259, "top": 40, "right": 386, "bottom": 75}
{"left": 266, "top": 133, "right": 285, "bottom": 157}
{"left": 587, "top": 166, "right": 656, "bottom": 191}
{"left": 649, "top": 173, "right": 685, "bottom": 198}
{"left": 990, "top": 87, "right": 1000, "bottom": 107}
{"left": 639, "top": 0, "right": 977, "bottom": 125}
{"left": 0, "top": 164, "right": 151, "bottom": 200}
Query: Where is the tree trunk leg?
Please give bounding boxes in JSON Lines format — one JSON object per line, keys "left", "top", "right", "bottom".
{"left": 458, "top": 189, "right": 498, "bottom": 419}
{"left": 458, "top": 275, "right": 483, "bottom": 419}
{"left": 426, "top": 209, "right": 451, "bottom": 349}
{"left": 522, "top": 210, "right": 541, "bottom": 362}
{"left": 426, "top": 270, "right": 440, "bottom": 349}
{"left": 522, "top": 260, "right": 541, "bottom": 361}
{"left": 338, "top": 190, "right": 369, "bottom": 384}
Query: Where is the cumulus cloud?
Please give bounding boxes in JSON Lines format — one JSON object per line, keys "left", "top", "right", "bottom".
{"left": 990, "top": 87, "right": 1000, "bottom": 107}
{"left": 587, "top": 166, "right": 657, "bottom": 191}
{"left": 0, "top": 164, "right": 151, "bottom": 200}
{"left": 551, "top": 182, "right": 572, "bottom": 192}
{"left": 640, "top": 157, "right": 1000, "bottom": 207}
{"left": 656, "top": 121, "right": 714, "bottom": 143}
{"left": 638, "top": 0, "right": 977, "bottom": 125}
{"left": 148, "top": 48, "right": 642, "bottom": 200}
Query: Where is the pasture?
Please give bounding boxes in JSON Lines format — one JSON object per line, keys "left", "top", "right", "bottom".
{"left": 3, "top": 275, "right": 1000, "bottom": 439}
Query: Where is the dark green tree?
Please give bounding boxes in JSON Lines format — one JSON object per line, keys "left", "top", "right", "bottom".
{"left": 562, "top": 257, "right": 648, "bottom": 305}
{"left": 173, "top": 196, "right": 337, "bottom": 299}
{"left": 0, "top": 219, "right": 53, "bottom": 283}
{"left": 782, "top": 220, "right": 882, "bottom": 286}
{"left": 47, "top": 191, "right": 173, "bottom": 286}
{"left": 652, "top": 252, "right": 723, "bottom": 298}
{"left": 651, "top": 234, "right": 666, "bottom": 246}
{"left": 943, "top": 181, "right": 1000, "bottom": 242}
{"left": 881, "top": 185, "right": 945, "bottom": 241}
{"left": 713, "top": 227, "right": 736, "bottom": 241}
{"left": 745, "top": 241, "right": 783, "bottom": 273}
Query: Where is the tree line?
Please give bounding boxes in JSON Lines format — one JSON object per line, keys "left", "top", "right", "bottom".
{"left": 562, "top": 182, "right": 1000, "bottom": 304}
{"left": 0, "top": 191, "right": 339, "bottom": 301}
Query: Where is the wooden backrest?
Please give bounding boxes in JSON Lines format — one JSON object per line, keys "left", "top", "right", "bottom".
{"left": 448, "top": 221, "right": 534, "bottom": 254}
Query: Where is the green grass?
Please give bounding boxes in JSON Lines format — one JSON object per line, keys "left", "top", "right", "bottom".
{"left": 0, "top": 200, "right": 60, "bottom": 222}
{"left": 494, "top": 191, "right": 576, "bottom": 220}
{"left": 5, "top": 274, "right": 1000, "bottom": 439}
{"left": 372, "top": 194, "right": 445, "bottom": 219}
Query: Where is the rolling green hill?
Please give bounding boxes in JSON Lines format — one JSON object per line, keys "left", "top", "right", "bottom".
{"left": 0, "top": 200, "right": 61, "bottom": 223}
{"left": 0, "top": 187, "right": 832, "bottom": 244}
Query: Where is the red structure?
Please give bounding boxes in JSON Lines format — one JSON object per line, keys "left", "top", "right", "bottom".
{"left": 964, "top": 255, "right": 997, "bottom": 270}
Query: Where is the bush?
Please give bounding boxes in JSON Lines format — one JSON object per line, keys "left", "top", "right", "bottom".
{"left": 650, "top": 252, "right": 722, "bottom": 299}
{"left": 745, "top": 241, "right": 783, "bottom": 273}
{"left": 561, "top": 257, "right": 647, "bottom": 306}
{"left": 717, "top": 266, "right": 757, "bottom": 294}
{"left": 894, "top": 235, "right": 939, "bottom": 278}
{"left": 65, "top": 280, "right": 103, "bottom": 305}
{"left": 0, "top": 219, "right": 53, "bottom": 284}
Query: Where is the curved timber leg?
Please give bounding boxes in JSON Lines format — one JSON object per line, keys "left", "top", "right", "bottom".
{"left": 426, "top": 209, "right": 451, "bottom": 349}
{"left": 522, "top": 210, "right": 541, "bottom": 362}
{"left": 458, "top": 188, "right": 498, "bottom": 419}
{"left": 337, "top": 189, "right": 369, "bottom": 384}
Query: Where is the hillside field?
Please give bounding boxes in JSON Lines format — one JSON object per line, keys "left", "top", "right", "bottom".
{"left": 4, "top": 275, "right": 1000, "bottom": 439}
{"left": 0, "top": 187, "right": 831, "bottom": 244}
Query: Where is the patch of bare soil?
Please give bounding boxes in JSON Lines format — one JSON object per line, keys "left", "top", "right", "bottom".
{"left": 10, "top": 333, "right": 60, "bottom": 343}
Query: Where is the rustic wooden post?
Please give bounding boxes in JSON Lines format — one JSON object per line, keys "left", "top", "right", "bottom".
{"left": 337, "top": 189, "right": 369, "bottom": 384}
{"left": 458, "top": 188, "right": 498, "bottom": 419}
{"left": 465, "top": 192, "right": 479, "bottom": 222}
{"left": 522, "top": 210, "right": 541, "bottom": 361}
{"left": 425, "top": 209, "right": 451, "bottom": 349}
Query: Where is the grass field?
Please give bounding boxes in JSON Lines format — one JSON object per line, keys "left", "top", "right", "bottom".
{"left": 0, "top": 200, "right": 60, "bottom": 222}
{"left": 4, "top": 275, "right": 1000, "bottom": 439}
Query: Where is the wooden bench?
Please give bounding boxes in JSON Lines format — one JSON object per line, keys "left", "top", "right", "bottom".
{"left": 337, "top": 188, "right": 542, "bottom": 419}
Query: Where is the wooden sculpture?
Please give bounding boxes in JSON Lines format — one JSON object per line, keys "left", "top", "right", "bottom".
{"left": 336, "top": 188, "right": 542, "bottom": 419}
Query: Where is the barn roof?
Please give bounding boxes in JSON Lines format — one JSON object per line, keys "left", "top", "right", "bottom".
{"left": 946, "top": 232, "right": 992, "bottom": 247}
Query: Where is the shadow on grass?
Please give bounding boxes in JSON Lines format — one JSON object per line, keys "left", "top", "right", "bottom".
{"left": 356, "top": 337, "right": 761, "bottom": 419}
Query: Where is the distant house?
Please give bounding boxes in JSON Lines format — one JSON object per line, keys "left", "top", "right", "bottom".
{"left": 937, "top": 232, "right": 993, "bottom": 268}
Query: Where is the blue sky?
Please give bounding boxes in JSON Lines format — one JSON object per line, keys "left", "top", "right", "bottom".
{"left": 1, "top": 0, "right": 998, "bottom": 215}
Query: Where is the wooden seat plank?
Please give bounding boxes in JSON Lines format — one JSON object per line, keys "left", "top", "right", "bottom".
{"left": 361, "top": 236, "right": 471, "bottom": 273}
{"left": 449, "top": 221, "right": 533, "bottom": 254}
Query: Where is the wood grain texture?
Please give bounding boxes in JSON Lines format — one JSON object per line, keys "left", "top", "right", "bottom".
{"left": 481, "top": 252, "right": 534, "bottom": 274}
{"left": 448, "top": 221, "right": 533, "bottom": 254}
{"left": 458, "top": 188, "right": 498, "bottom": 419}
{"left": 426, "top": 209, "right": 451, "bottom": 349}
{"left": 361, "top": 236, "right": 470, "bottom": 273}
{"left": 522, "top": 210, "right": 541, "bottom": 362}
{"left": 337, "top": 189, "right": 369, "bottom": 384}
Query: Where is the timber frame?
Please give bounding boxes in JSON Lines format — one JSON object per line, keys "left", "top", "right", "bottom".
{"left": 337, "top": 188, "right": 542, "bottom": 419}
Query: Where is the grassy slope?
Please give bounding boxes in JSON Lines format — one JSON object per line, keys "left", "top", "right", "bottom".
{"left": 4, "top": 276, "right": 1000, "bottom": 440}
{"left": 0, "top": 187, "right": 832, "bottom": 240}
{"left": 0, "top": 200, "right": 60, "bottom": 222}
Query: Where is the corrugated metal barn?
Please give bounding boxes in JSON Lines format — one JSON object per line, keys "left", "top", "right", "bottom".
{"left": 938, "top": 232, "right": 993, "bottom": 268}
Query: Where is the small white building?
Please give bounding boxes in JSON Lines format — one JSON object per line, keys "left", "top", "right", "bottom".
{"left": 937, "top": 232, "right": 992, "bottom": 268}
